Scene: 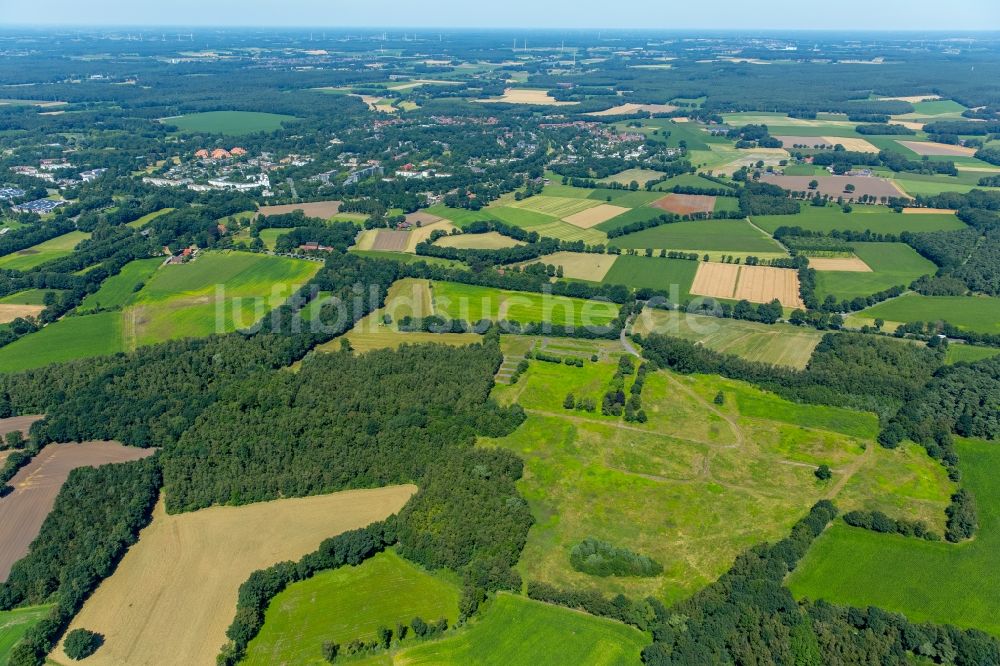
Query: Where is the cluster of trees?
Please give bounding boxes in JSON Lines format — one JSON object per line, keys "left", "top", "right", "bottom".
{"left": 642, "top": 499, "right": 1000, "bottom": 664}
{"left": 738, "top": 181, "right": 800, "bottom": 216}
{"left": 727, "top": 124, "right": 782, "bottom": 148}
{"left": 975, "top": 148, "right": 1000, "bottom": 167}
{"left": 569, "top": 537, "right": 663, "bottom": 578}
{"left": 526, "top": 581, "right": 663, "bottom": 632}
{"left": 810, "top": 149, "right": 958, "bottom": 176}
{"left": 1, "top": 458, "right": 161, "bottom": 666}
{"left": 842, "top": 510, "right": 941, "bottom": 541}
{"left": 945, "top": 488, "right": 979, "bottom": 543}
{"left": 683, "top": 297, "right": 785, "bottom": 325}
{"left": 855, "top": 123, "right": 916, "bottom": 135}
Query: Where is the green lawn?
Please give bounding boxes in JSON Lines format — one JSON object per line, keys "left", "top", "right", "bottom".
{"left": 0, "top": 312, "right": 122, "bottom": 373}
{"left": 125, "top": 251, "right": 319, "bottom": 348}
{"left": 859, "top": 294, "right": 1000, "bottom": 334}
{"left": 609, "top": 219, "right": 782, "bottom": 253}
{"left": 0, "top": 605, "right": 53, "bottom": 664}
{"left": 163, "top": 111, "right": 295, "bottom": 135}
{"left": 788, "top": 438, "right": 1000, "bottom": 637}
{"left": 633, "top": 309, "right": 823, "bottom": 369}
{"left": 752, "top": 205, "right": 966, "bottom": 235}
{"left": 432, "top": 282, "right": 619, "bottom": 328}
{"left": 0, "top": 231, "right": 90, "bottom": 270}
{"left": 244, "top": 550, "right": 460, "bottom": 666}
{"left": 390, "top": 593, "right": 649, "bottom": 666}
{"left": 601, "top": 255, "right": 698, "bottom": 299}
{"left": 814, "top": 242, "right": 936, "bottom": 301}
{"left": 79, "top": 258, "right": 163, "bottom": 312}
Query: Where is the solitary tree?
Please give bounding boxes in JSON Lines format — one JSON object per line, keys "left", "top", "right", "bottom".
{"left": 808, "top": 179, "right": 819, "bottom": 190}
{"left": 815, "top": 464, "right": 833, "bottom": 481}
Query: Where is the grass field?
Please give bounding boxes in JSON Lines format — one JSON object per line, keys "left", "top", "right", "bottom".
{"left": 79, "top": 258, "right": 163, "bottom": 312}
{"left": 163, "top": 111, "right": 295, "bottom": 135}
{"left": 126, "top": 208, "right": 175, "bottom": 228}
{"left": 788, "top": 438, "right": 1000, "bottom": 636}
{"left": 432, "top": 281, "right": 619, "bottom": 328}
{"left": 0, "top": 230, "right": 90, "bottom": 270}
{"left": 509, "top": 195, "right": 601, "bottom": 219}
{"left": 599, "top": 168, "right": 665, "bottom": 187}
{"left": 484, "top": 359, "right": 910, "bottom": 602}
{"left": 946, "top": 344, "right": 1000, "bottom": 364}
{"left": 488, "top": 206, "right": 607, "bottom": 244}
{"left": 859, "top": 294, "right": 1000, "bottom": 334}
{"left": 244, "top": 550, "right": 459, "bottom": 666}
{"left": 601, "top": 255, "right": 698, "bottom": 299}
{"left": 0, "top": 605, "right": 53, "bottom": 664}
{"left": 124, "top": 251, "right": 319, "bottom": 348}
{"left": 814, "top": 243, "right": 936, "bottom": 301}
{"left": 0, "top": 289, "right": 66, "bottom": 305}
{"left": 424, "top": 205, "right": 501, "bottom": 228}
{"left": 609, "top": 219, "right": 783, "bottom": 253}
{"left": 0, "top": 312, "right": 122, "bottom": 373}
{"left": 387, "top": 593, "right": 648, "bottom": 666}
{"left": 751, "top": 205, "right": 966, "bottom": 235}
{"left": 53, "top": 487, "right": 417, "bottom": 666}
{"left": 632, "top": 310, "right": 822, "bottom": 369}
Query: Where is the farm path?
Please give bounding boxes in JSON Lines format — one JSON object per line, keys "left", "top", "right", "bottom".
{"left": 746, "top": 216, "right": 787, "bottom": 251}
{"left": 823, "top": 443, "right": 874, "bottom": 500}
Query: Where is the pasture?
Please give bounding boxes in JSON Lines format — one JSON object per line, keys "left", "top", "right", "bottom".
{"left": 859, "top": 293, "right": 1000, "bottom": 334}
{"left": 0, "top": 231, "right": 90, "bottom": 271}
{"left": 788, "top": 439, "right": 1000, "bottom": 636}
{"left": 432, "top": 282, "right": 619, "bottom": 328}
{"left": 486, "top": 362, "right": 911, "bottom": 602}
{"left": 243, "top": 550, "right": 460, "bottom": 666}
{"left": 435, "top": 232, "right": 524, "bottom": 249}
{"left": 601, "top": 255, "right": 697, "bottom": 299}
{"left": 945, "top": 345, "right": 1000, "bottom": 364}
{"left": 0, "top": 442, "right": 155, "bottom": 582}
{"left": 163, "top": 111, "right": 294, "bottom": 135}
{"left": 751, "top": 204, "right": 966, "bottom": 235}
{"left": 609, "top": 219, "right": 782, "bottom": 253}
{"left": 390, "top": 593, "right": 648, "bottom": 666}
{"left": 79, "top": 257, "right": 163, "bottom": 312}
{"left": 0, "top": 312, "right": 123, "bottom": 372}
{"left": 632, "top": 309, "right": 822, "bottom": 369}
{"left": 0, "top": 605, "right": 53, "bottom": 664}
{"left": 814, "top": 243, "right": 936, "bottom": 301}
{"left": 522, "top": 251, "right": 619, "bottom": 282}
{"left": 126, "top": 208, "right": 175, "bottom": 228}
{"left": 53, "top": 486, "right": 417, "bottom": 666}
{"left": 124, "top": 251, "right": 319, "bottom": 348}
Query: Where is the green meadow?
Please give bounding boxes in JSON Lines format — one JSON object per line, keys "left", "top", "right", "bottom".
{"left": 389, "top": 594, "right": 648, "bottom": 666}
{"left": 789, "top": 438, "right": 1000, "bottom": 636}
{"left": 126, "top": 207, "right": 175, "bottom": 228}
{"left": 0, "top": 312, "right": 123, "bottom": 373}
{"left": 0, "top": 230, "right": 90, "bottom": 271}
{"left": 0, "top": 605, "right": 53, "bottom": 664}
{"left": 601, "top": 255, "right": 698, "bottom": 299}
{"left": 244, "top": 550, "right": 460, "bottom": 666}
{"left": 752, "top": 205, "right": 966, "bottom": 235}
{"left": 609, "top": 219, "right": 782, "bottom": 253}
{"left": 860, "top": 294, "right": 1000, "bottom": 334}
{"left": 431, "top": 281, "right": 619, "bottom": 328}
{"left": 79, "top": 257, "right": 163, "bottom": 312}
{"left": 814, "top": 242, "right": 936, "bottom": 301}
{"left": 164, "top": 111, "right": 295, "bottom": 135}
{"left": 0, "top": 289, "right": 66, "bottom": 305}
{"left": 945, "top": 344, "right": 1000, "bottom": 365}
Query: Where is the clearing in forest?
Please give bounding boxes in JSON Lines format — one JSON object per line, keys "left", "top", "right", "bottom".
{"left": 52, "top": 486, "right": 417, "bottom": 666}
{"left": 0, "top": 442, "right": 155, "bottom": 582}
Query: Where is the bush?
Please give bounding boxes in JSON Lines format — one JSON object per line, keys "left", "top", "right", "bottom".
{"left": 63, "top": 629, "right": 103, "bottom": 660}
{"left": 814, "top": 464, "right": 832, "bottom": 481}
{"left": 569, "top": 537, "right": 663, "bottom": 577}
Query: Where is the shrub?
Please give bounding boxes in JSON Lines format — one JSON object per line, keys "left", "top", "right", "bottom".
{"left": 63, "top": 629, "right": 103, "bottom": 660}
{"left": 569, "top": 537, "right": 663, "bottom": 577}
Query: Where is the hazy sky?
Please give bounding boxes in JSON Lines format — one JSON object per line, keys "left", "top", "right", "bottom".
{"left": 4, "top": 0, "right": 999, "bottom": 30}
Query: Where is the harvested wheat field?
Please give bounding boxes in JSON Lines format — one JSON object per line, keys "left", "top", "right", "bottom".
{"left": 690, "top": 262, "right": 740, "bottom": 300}
{"left": 563, "top": 204, "right": 630, "bottom": 228}
{"left": 734, "top": 265, "right": 803, "bottom": 308}
{"left": 436, "top": 232, "right": 524, "bottom": 250}
{"left": 903, "top": 207, "right": 958, "bottom": 215}
{"left": 774, "top": 136, "right": 879, "bottom": 153}
{"left": 522, "top": 251, "right": 619, "bottom": 281}
{"left": 586, "top": 103, "right": 678, "bottom": 116}
{"left": 0, "top": 304, "right": 44, "bottom": 324}
{"left": 51, "top": 486, "right": 417, "bottom": 666}
{"left": 256, "top": 200, "right": 342, "bottom": 219}
{"left": 405, "top": 220, "right": 457, "bottom": 252}
{"left": 369, "top": 230, "right": 410, "bottom": 252}
{"left": 653, "top": 193, "right": 717, "bottom": 215}
{"left": 808, "top": 257, "right": 872, "bottom": 272}
{"left": 0, "top": 441, "right": 155, "bottom": 582}
{"left": 760, "top": 174, "right": 910, "bottom": 200}
{"left": 477, "top": 89, "right": 575, "bottom": 105}
{"left": 877, "top": 95, "right": 941, "bottom": 103}
{"left": 897, "top": 140, "right": 977, "bottom": 157}
{"left": 404, "top": 211, "right": 443, "bottom": 226}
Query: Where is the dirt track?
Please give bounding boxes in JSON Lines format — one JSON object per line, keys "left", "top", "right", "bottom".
{"left": 0, "top": 441, "right": 155, "bottom": 581}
